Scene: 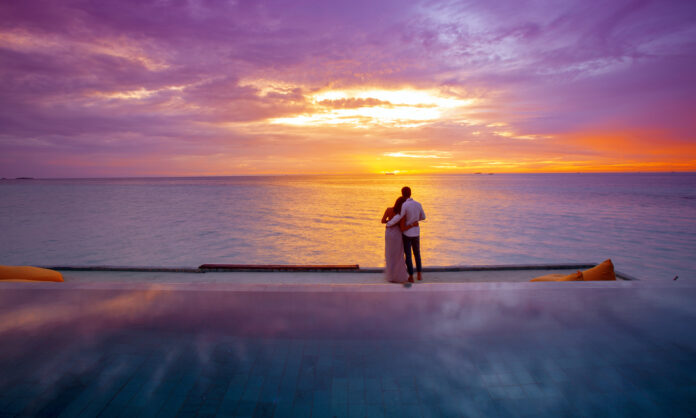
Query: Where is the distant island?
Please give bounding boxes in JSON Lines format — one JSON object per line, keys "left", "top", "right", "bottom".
{"left": 15, "top": 177, "right": 35, "bottom": 180}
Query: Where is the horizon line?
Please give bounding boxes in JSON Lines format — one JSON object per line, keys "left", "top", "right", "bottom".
{"left": 3, "top": 171, "right": 695, "bottom": 180}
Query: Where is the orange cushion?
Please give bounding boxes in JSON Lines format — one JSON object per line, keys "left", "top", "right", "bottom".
{"left": 582, "top": 259, "right": 616, "bottom": 281}
{"left": 530, "top": 271, "right": 583, "bottom": 282}
{"left": 0, "top": 266, "right": 64, "bottom": 282}
{"left": 557, "top": 271, "right": 584, "bottom": 281}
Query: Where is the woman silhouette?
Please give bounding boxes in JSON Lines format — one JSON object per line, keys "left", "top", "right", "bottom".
{"left": 381, "top": 196, "right": 419, "bottom": 283}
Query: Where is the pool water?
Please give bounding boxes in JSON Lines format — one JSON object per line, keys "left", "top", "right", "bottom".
{"left": 1, "top": 283, "right": 695, "bottom": 417}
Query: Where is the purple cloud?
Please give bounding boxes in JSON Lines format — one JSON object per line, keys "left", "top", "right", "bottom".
{"left": 0, "top": 0, "right": 694, "bottom": 176}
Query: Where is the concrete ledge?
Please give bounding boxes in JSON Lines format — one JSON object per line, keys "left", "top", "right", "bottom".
{"left": 43, "top": 265, "right": 203, "bottom": 273}
{"left": 199, "top": 264, "right": 360, "bottom": 272}
{"left": 358, "top": 263, "right": 598, "bottom": 273}
{"left": 39, "top": 263, "right": 636, "bottom": 280}
{"left": 45, "top": 263, "right": 597, "bottom": 273}
{"left": 614, "top": 269, "right": 639, "bottom": 281}
{"left": 0, "top": 278, "right": 656, "bottom": 292}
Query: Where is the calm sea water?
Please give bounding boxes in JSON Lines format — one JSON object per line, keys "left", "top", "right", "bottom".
{"left": 1, "top": 173, "right": 695, "bottom": 280}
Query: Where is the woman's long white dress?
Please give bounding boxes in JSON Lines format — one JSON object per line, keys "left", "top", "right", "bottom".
{"left": 385, "top": 213, "right": 408, "bottom": 283}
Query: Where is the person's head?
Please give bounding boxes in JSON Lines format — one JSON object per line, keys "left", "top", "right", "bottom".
{"left": 393, "top": 196, "right": 407, "bottom": 214}
{"left": 401, "top": 186, "right": 411, "bottom": 198}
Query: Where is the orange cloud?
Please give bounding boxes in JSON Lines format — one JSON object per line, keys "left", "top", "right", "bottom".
{"left": 559, "top": 128, "right": 696, "bottom": 169}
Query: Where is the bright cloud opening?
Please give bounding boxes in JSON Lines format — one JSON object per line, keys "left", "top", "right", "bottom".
{"left": 384, "top": 151, "right": 452, "bottom": 159}
{"left": 270, "top": 88, "right": 475, "bottom": 128}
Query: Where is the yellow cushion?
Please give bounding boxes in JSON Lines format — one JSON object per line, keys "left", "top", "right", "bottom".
{"left": 530, "top": 271, "right": 583, "bottom": 282}
{"left": 581, "top": 259, "right": 616, "bottom": 281}
{"left": 0, "top": 266, "right": 64, "bottom": 282}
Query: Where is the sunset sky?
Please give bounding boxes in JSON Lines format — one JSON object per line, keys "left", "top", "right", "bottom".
{"left": 1, "top": 0, "right": 695, "bottom": 177}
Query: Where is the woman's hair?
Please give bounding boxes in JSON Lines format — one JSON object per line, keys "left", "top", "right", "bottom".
{"left": 393, "top": 196, "right": 407, "bottom": 216}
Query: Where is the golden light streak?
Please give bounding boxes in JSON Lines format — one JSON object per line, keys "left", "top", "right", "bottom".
{"left": 383, "top": 151, "right": 452, "bottom": 159}
{"left": 269, "top": 87, "right": 475, "bottom": 127}
{"left": 494, "top": 131, "right": 548, "bottom": 140}
{"left": 431, "top": 164, "right": 460, "bottom": 169}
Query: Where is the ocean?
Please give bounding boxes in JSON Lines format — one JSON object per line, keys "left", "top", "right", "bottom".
{"left": 1, "top": 173, "right": 695, "bottom": 280}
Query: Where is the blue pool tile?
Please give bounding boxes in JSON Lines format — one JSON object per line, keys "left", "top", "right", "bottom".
{"left": 217, "top": 374, "right": 248, "bottom": 412}
{"left": 317, "top": 355, "right": 332, "bottom": 372}
{"left": 464, "top": 385, "right": 494, "bottom": 402}
{"left": 329, "top": 402, "right": 349, "bottom": 418}
{"left": 332, "top": 378, "right": 349, "bottom": 405}
{"left": 364, "top": 378, "right": 381, "bottom": 394}
{"left": 216, "top": 400, "right": 240, "bottom": 417}
{"left": 381, "top": 377, "right": 399, "bottom": 391}
{"left": 510, "top": 370, "right": 536, "bottom": 385}
{"left": 294, "top": 388, "right": 313, "bottom": 404}
{"left": 364, "top": 390, "right": 382, "bottom": 405}
{"left": 226, "top": 398, "right": 253, "bottom": 417}
{"left": 155, "top": 394, "right": 189, "bottom": 418}
{"left": 291, "top": 399, "right": 312, "bottom": 416}
{"left": 653, "top": 398, "right": 696, "bottom": 417}
{"left": 274, "top": 383, "right": 296, "bottom": 403}
{"left": 82, "top": 365, "right": 149, "bottom": 417}
{"left": 363, "top": 403, "right": 386, "bottom": 418}
{"left": 314, "top": 370, "right": 332, "bottom": 391}
{"left": 521, "top": 382, "right": 567, "bottom": 401}
{"left": 382, "top": 403, "right": 422, "bottom": 418}
{"left": 504, "top": 398, "right": 556, "bottom": 418}
{"left": 480, "top": 373, "right": 500, "bottom": 386}
{"left": 2, "top": 283, "right": 696, "bottom": 418}
{"left": 100, "top": 363, "right": 159, "bottom": 417}
{"left": 564, "top": 392, "right": 612, "bottom": 417}
{"left": 475, "top": 398, "right": 518, "bottom": 418}
{"left": 257, "top": 377, "right": 280, "bottom": 402}
{"left": 399, "top": 387, "right": 420, "bottom": 405}
{"left": 3, "top": 396, "right": 34, "bottom": 417}
{"left": 131, "top": 375, "right": 184, "bottom": 416}
{"left": 282, "top": 359, "right": 302, "bottom": 384}
{"left": 296, "top": 371, "right": 315, "bottom": 391}
{"left": 382, "top": 390, "right": 402, "bottom": 408}
{"left": 240, "top": 376, "right": 264, "bottom": 402}
{"left": 487, "top": 385, "right": 526, "bottom": 400}
{"left": 536, "top": 364, "right": 569, "bottom": 383}
{"left": 57, "top": 383, "right": 106, "bottom": 417}
{"left": 312, "top": 389, "right": 331, "bottom": 416}
{"left": 23, "top": 377, "right": 88, "bottom": 416}
{"left": 0, "top": 396, "right": 13, "bottom": 413}
{"left": 252, "top": 401, "right": 276, "bottom": 418}
{"left": 348, "top": 402, "right": 367, "bottom": 418}
{"left": 269, "top": 401, "right": 294, "bottom": 418}
{"left": 348, "top": 377, "right": 366, "bottom": 405}
{"left": 302, "top": 341, "right": 321, "bottom": 357}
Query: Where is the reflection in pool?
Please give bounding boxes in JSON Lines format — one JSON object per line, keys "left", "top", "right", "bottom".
{"left": 0, "top": 284, "right": 695, "bottom": 417}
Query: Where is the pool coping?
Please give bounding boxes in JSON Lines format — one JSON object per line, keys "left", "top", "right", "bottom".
{"left": 4, "top": 277, "right": 681, "bottom": 294}
{"left": 38, "top": 263, "right": 639, "bottom": 282}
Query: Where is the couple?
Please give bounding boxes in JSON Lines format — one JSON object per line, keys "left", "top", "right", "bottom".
{"left": 381, "top": 186, "right": 426, "bottom": 284}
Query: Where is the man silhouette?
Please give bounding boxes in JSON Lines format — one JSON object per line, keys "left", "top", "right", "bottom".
{"left": 399, "top": 186, "right": 426, "bottom": 282}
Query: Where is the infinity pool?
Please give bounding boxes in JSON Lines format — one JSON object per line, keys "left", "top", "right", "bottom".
{"left": 1, "top": 280, "right": 695, "bottom": 417}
